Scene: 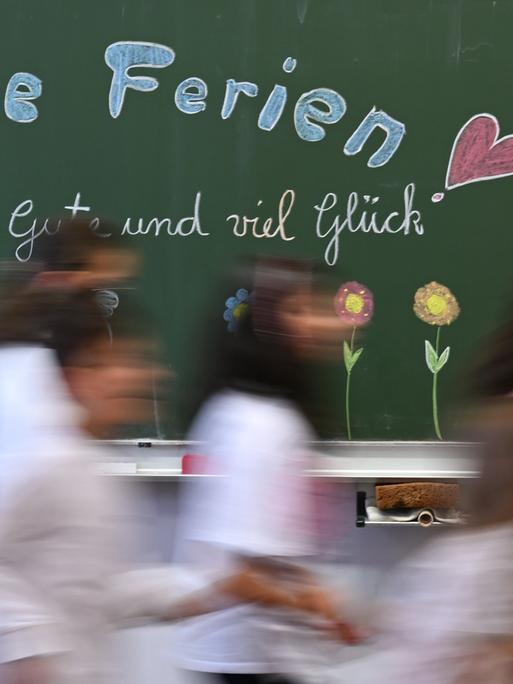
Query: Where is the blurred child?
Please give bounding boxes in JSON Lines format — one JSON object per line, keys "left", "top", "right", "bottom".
{"left": 174, "top": 258, "right": 356, "bottom": 684}
{"left": 31, "top": 217, "right": 137, "bottom": 290}
{"left": 0, "top": 266, "right": 345, "bottom": 684}
{"left": 328, "top": 328, "right": 513, "bottom": 684}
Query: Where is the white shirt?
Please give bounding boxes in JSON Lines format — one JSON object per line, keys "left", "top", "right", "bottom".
{"left": 0, "top": 346, "right": 191, "bottom": 684}
{"left": 0, "top": 345, "right": 82, "bottom": 512}
{"left": 174, "top": 389, "right": 314, "bottom": 673}
{"left": 332, "top": 523, "right": 513, "bottom": 684}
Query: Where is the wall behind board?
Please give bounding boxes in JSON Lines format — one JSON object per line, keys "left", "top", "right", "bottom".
{"left": 1, "top": 0, "right": 512, "bottom": 440}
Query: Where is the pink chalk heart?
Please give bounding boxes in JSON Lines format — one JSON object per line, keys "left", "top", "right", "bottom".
{"left": 446, "top": 113, "right": 513, "bottom": 189}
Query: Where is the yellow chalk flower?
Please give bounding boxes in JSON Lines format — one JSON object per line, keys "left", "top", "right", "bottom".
{"left": 414, "top": 282, "right": 460, "bottom": 326}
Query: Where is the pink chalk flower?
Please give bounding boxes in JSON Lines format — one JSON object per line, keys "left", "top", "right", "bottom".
{"left": 334, "top": 281, "right": 374, "bottom": 441}
{"left": 334, "top": 281, "right": 374, "bottom": 327}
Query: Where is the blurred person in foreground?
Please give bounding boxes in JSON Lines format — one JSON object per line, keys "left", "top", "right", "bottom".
{"left": 0, "top": 218, "right": 139, "bottom": 515}
{"left": 173, "top": 258, "right": 358, "bottom": 684}
{"left": 326, "top": 334, "right": 513, "bottom": 683}
{"left": 0, "top": 217, "right": 138, "bottom": 316}
{"left": 28, "top": 217, "right": 137, "bottom": 290}
{"left": 0, "top": 230, "right": 353, "bottom": 683}
{"left": 0, "top": 286, "right": 346, "bottom": 684}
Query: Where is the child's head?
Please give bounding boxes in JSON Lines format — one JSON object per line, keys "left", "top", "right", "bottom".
{"left": 190, "top": 257, "right": 350, "bottom": 425}
{"left": 50, "top": 291, "right": 158, "bottom": 438}
{"left": 32, "top": 218, "right": 138, "bottom": 290}
{"left": 239, "top": 256, "right": 350, "bottom": 361}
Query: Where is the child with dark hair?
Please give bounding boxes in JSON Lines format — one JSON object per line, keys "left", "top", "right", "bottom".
{"left": 0, "top": 258, "right": 344, "bottom": 684}
{"left": 174, "top": 257, "right": 356, "bottom": 684}
{"left": 31, "top": 217, "right": 136, "bottom": 289}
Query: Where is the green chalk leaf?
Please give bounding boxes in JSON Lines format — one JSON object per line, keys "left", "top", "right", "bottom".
{"left": 344, "top": 342, "right": 364, "bottom": 372}
{"left": 425, "top": 340, "right": 438, "bottom": 374}
{"left": 435, "top": 346, "right": 450, "bottom": 372}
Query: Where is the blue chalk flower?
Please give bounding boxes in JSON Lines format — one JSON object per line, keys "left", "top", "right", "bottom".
{"left": 223, "top": 288, "right": 250, "bottom": 332}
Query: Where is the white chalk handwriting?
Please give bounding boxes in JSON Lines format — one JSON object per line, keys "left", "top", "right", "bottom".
{"left": 7, "top": 185, "right": 424, "bottom": 267}
{"left": 315, "top": 182, "right": 424, "bottom": 266}
{"left": 226, "top": 189, "right": 295, "bottom": 241}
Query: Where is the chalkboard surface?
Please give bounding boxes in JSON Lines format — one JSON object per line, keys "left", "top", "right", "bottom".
{"left": 1, "top": 0, "right": 513, "bottom": 440}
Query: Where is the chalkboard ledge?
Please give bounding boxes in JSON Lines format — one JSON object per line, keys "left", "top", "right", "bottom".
{"left": 98, "top": 440, "right": 479, "bottom": 481}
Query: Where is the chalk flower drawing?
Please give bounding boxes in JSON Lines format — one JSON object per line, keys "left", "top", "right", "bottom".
{"left": 414, "top": 282, "right": 460, "bottom": 440}
{"left": 334, "top": 281, "right": 374, "bottom": 441}
{"left": 223, "top": 288, "right": 250, "bottom": 332}
{"left": 414, "top": 282, "right": 459, "bottom": 326}
{"left": 335, "top": 281, "right": 374, "bottom": 326}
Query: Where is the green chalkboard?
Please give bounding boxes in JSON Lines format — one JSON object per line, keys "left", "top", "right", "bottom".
{"left": 1, "top": 0, "right": 513, "bottom": 440}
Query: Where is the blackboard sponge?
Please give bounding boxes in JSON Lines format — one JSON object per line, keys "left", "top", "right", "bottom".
{"left": 375, "top": 482, "right": 459, "bottom": 511}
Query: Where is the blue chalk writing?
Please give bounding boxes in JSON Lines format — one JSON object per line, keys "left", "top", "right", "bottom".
{"left": 294, "top": 88, "right": 346, "bottom": 142}
{"left": 282, "top": 57, "right": 297, "bottom": 73}
{"left": 344, "top": 107, "right": 406, "bottom": 167}
{"left": 175, "top": 77, "right": 208, "bottom": 114}
{"left": 5, "top": 72, "right": 42, "bottom": 123}
{"left": 105, "top": 41, "right": 175, "bottom": 118}
{"left": 221, "top": 79, "right": 258, "bottom": 119}
{"left": 257, "top": 56, "right": 297, "bottom": 131}
{"left": 258, "top": 85, "right": 287, "bottom": 131}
